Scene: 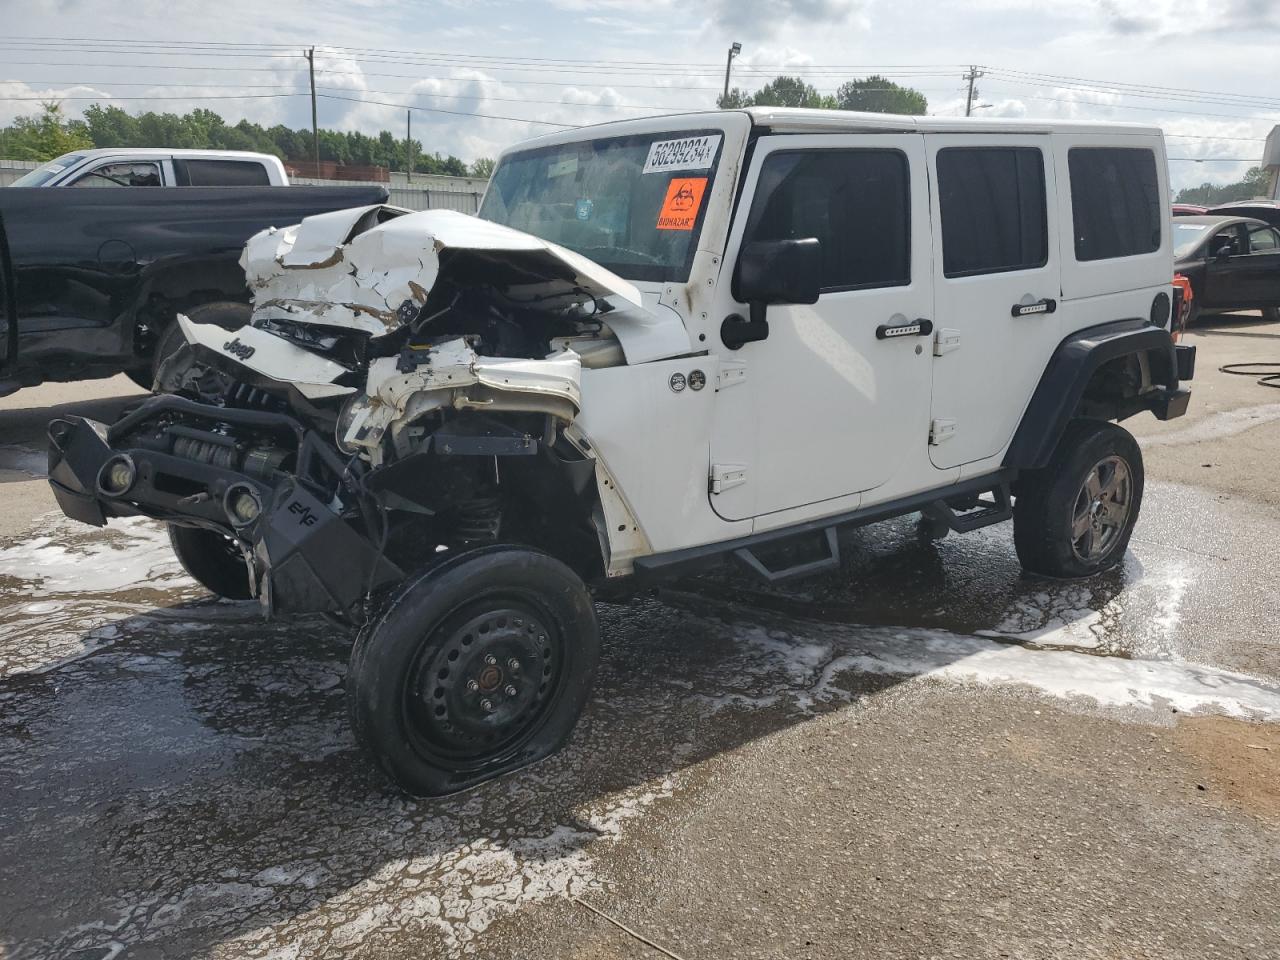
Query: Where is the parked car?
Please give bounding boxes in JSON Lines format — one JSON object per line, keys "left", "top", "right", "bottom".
{"left": 46, "top": 109, "right": 1194, "bottom": 795}
{"left": 0, "top": 184, "right": 389, "bottom": 394}
{"left": 9, "top": 149, "right": 289, "bottom": 188}
{"left": 1173, "top": 203, "right": 1208, "bottom": 216}
{"left": 1173, "top": 214, "right": 1280, "bottom": 322}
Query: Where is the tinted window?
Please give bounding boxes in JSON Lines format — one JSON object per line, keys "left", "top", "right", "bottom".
{"left": 1068, "top": 148, "right": 1161, "bottom": 261}
{"left": 936, "top": 147, "right": 1047, "bottom": 277}
{"left": 742, "top": 150, "right": 910, "bottom": 291}
{"left": 176, "top": 159, "right": 271, "bottom": 186}
{"left": 1248, "top": 225, "right": 1280, "bottom": 253}
{"left": 71, "top": 162, "right": 161, "bottom": 187}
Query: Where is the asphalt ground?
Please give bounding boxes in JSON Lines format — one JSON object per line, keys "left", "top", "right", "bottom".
{"left": 1, "top": 314, "right": 1278, "bottom": 960}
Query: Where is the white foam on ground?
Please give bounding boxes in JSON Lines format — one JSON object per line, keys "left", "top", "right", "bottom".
{"left": 0, "top": 514, "right": 188, "bottom": 594}
{"left": 1141, "top": 402, "right": 1280, "bottom": 447}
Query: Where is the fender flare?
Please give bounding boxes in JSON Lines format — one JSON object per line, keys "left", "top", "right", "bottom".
{"left": 1004, "top": 319, "right": 1181, "bottom": 470}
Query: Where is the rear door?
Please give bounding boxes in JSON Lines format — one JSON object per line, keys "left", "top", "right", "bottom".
{"left": 924, "top": 135, "right": 1062, "bottom": 470}
{"left": 0, "top": 213, "right": 13, "bottom": 371}
{"left": 1238, "top": 223, "right": 1280, "bottom": 306}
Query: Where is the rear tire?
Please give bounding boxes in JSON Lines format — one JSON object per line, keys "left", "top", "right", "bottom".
{"left": 1262, "top": 306, "right": 1280, "bottom": 324}
{"left": 1013, "top": 420, "right": 1144, "bottom": 578}
{"left": 168, "top": 524, "right": 253, "bottom": 600}
{"left": 347, "top": 545, "right": 600, "bottom": 797}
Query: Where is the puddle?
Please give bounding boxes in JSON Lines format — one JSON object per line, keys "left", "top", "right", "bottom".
{"left": 0, "top": 444, "right": 47, "bottom": 482}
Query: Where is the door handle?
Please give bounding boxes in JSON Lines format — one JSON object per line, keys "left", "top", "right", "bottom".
{"left": 875, "top": 318, "right": 933, "bottom": 340}
{"left": 1012, "top": 298, "right": 1057, "bottom": 317}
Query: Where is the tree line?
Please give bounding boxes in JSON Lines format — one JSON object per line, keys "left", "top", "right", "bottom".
{"left": 0, "top": 103, "right": 493, "bottom": 178}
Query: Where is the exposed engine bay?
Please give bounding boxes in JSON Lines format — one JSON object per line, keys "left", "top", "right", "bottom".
{"left": 48, "top": 206, "right": 685, "bottom": 616}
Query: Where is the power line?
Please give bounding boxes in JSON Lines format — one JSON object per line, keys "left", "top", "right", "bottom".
{"left": 315, "top": 92, "right": 577, "bottom": 128}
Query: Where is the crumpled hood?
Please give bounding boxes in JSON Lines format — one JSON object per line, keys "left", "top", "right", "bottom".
{"left": 239, "top": 206, "right": 645, "bottom": 337}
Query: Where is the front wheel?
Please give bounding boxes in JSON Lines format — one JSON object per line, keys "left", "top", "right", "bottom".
{"left": 1013, "top": 420, "right": 1144, "bottom": 578}
{"left": 168, "top": 524, "right": 254, "bottom": 600}
{"left": 346, "top": 545, "right": 600, "bottom": 796}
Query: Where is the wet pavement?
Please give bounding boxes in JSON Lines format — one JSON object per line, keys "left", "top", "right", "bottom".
{"left": 1, "top": 476, "right": 1278, "bottom": 958}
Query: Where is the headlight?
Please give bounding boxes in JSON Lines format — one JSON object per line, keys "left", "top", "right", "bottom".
{"left": 224, "top": 485, "right": 262, "bottom": 527}
{"left": 97, "top": 455, "right": 136, "bottom": 497}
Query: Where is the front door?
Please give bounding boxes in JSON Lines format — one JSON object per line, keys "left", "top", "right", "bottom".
{"left": 923, "top": 135, "right": 1063, "bottom": 470}
{"left": 1203, "top": 222, "right": 1280, "bottom": 309}
{"left": 708, "top": 134, "right": 934, "bottom": 522}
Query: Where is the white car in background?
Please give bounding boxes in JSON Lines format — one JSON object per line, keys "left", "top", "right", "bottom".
{"left": 10, "top": 148, "right": 289, "bottom": 187}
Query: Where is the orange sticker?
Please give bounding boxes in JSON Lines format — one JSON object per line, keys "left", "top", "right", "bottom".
{"left": 656, "top": 177, "right": 707, "bottom": 231}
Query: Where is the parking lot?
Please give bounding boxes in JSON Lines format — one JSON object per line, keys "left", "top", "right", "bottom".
{"left": 1, "top": 315, "right": 1279, "bottom": 959}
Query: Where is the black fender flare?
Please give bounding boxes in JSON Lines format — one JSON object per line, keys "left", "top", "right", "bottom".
{"left": 1005, "top": 319, "right": 1182, "bottom": 471}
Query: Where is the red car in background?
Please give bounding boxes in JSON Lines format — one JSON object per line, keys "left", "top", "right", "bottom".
{"left": 1173, "top": 203, "right": 1209, "bottom": 216}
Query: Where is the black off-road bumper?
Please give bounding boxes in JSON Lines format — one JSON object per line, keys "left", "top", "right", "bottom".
{"left": 47, "top": 396, "right": 401, "bottom": 615}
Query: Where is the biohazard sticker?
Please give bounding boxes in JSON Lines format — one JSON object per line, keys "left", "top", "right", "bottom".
{"left": 656, "top": 177, "right": 708, "bottom": 231}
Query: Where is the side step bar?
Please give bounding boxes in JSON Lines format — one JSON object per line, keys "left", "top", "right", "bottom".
{"left": 921, "top": 481, "right": 1013, "bottom": 534}
{"left": 733, "top": 527, "right": 840, "bottom": 583}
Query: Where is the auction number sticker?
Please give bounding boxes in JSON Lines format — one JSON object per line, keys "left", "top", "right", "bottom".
{"left": 656, "top": 177, "right": 708, "bottom": 231}
{"left": 642, "top": 134, "right": 721, "bottom": 174}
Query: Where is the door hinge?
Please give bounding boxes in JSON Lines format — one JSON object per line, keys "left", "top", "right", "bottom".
{"left": 710, "top": 463, "right": 747, "bottom": 494}
{"left": 933, "top": 328, "right": 961, "bottom": 357}
{"left": 717, "top": 360, "right": 747, "bottom": 390}
{"left": 929, "top": 419, "right": 957, "bottom": 445}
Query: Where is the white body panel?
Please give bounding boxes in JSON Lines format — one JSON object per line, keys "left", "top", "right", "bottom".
{"left": 37, "top": 148, "right": 289, "bottom": 186}
{"left": 923, "top": 133, "right": 1065, "bottom": 471}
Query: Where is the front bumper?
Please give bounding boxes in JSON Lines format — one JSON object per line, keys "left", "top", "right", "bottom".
{"left": 47, "top": 396, "right": 401, "bottom": 615}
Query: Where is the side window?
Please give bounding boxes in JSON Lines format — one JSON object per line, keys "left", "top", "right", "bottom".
{"left": 742, "top": 149, "right": 910, "bottom": 291}
{"left": 1248, "top": 225, "right": 1280, "bottom": 253}
{"left": 175, "top": 159, "right": 271, "bottom": 186}
{"left": 1068, "top": 148, "right": 1161, "bottom": 261}
{"left": 936, "top": 147, "right": 1047, "bottom": 277}
{"left": 71, "top": 162, "right": 162, "bottom": 187}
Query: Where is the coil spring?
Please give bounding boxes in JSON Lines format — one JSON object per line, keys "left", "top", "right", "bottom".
{"left": 452, "top": 496, "right": 501, "bottom": 543}
{"left": 173, "top": 435, "right": 237, "bottom": 470}
{"left": 224, "top": 381, "right": 283, "bottom": 412}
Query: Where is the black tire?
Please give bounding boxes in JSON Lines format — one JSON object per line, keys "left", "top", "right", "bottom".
{"left": 347, "top": 544, "right": 599, "bottom": 796}
{"left": 1262, "top": 306, "right": 1280, "bottom": 324}
{"left": 1013, "top": 420, "right": 1144, "bottom": 579}
{"left": 168, "top": 524, "right": 254, "bottom": 600}
{"left": 130, "top": 300, "right": 252, "bottom": 392}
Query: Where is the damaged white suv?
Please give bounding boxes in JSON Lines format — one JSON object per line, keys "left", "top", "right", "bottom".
{"left": 48, "top": 108, "right": 1196, "bottom": 795}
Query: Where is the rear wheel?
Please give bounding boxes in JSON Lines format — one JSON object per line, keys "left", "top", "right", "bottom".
{"left": 347, "top": 545, "right": 599, "bottom": 796}
{"left": 129, "top": 300, "right": 252, "bottom": 392}
{"left": 1013, "top": 420, "right": 1144, "bottom": 578}
{"left": 169, "top": 524, "right": 253, "bottom": 600}
{"left": 1262, "top": 306, "right": 1280, "bottom": 324}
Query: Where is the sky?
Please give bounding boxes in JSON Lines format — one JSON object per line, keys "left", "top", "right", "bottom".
{"left": 1, "top": 0, "right": 1277, "bottom": 193}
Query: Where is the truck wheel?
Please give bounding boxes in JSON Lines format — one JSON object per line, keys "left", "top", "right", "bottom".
{"left": 346, "top": 545, "right": 599, "bottom": 797}
{"left": 130, "top": 301, "right": 252, "bottom": 391}
{"left": 1013, "top": 420, "right": 1144, "bottom": 579}
{"left": 168, "top": 524, "right": 253, "bottom": 600}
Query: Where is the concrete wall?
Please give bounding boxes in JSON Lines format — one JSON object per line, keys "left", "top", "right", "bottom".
{"left": 0, "top": 158, "right": 488, "bottom": 210}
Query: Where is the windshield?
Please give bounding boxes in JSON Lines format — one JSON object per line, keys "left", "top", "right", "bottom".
{"left": 1173, "top": 222, "right": 1210, "bottom": 258}
{"left": 9, "top": 153, "right": 86, "bottom": 187}
{"left": 479, "top": 130, "right": 724, "bottom": 283}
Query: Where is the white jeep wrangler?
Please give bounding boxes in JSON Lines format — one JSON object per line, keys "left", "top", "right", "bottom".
{"left": 48, "top": 108, "right": 1196, "bottom": 795}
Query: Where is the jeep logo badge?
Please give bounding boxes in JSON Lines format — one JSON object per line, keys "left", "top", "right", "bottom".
{"left": 669, "top": 372, "right": 687, "bottom": 392}
{"left": 688, "top": 369, "right": 706, "bottom": 391}
{"left": 223, "top": 338, "right": 256, "bottom": 361}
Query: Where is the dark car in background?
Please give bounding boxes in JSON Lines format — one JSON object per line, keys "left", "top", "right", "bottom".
{"left": 1173, "top": 215, "right": 1280, "bottom": 323}
{"left": 0, "top": 184, "right": 388, "bottom": 396}
{"left": 1207, "top": 200, "right": 1280, "bottom": 229}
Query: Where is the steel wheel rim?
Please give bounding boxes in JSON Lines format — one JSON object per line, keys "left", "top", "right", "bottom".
{"left": 1070, "top": 455, "right": 1132, "bottom": 562}
{"left": 402, "top": 598, "right": 564, "bottom": 764}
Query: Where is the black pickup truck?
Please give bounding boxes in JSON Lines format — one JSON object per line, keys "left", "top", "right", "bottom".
{"left": 0, "top": 184, "right": 388, "bottom": 396}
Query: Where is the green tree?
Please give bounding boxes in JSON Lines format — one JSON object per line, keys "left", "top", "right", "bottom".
{"left": 469, "top": 157, "right": 495, "bottom": 178}
{"left": 2, "top": 102, "right": 92, "bottom": 161}
{"left": 1176, "top": 167, "right": 1272, "bottom": 206}
{"left": 836, "top": 75, "right": 928, "bottom": 115}
{"left": 718, "top": 75, "right": 835, "bottom": 110}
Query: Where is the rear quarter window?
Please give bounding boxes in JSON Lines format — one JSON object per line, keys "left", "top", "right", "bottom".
{"left": 1068, "top": 147, "right": 1161, "bottom": 262}
{"left": 175, "top": 159, "right": 271, "bottom": 186}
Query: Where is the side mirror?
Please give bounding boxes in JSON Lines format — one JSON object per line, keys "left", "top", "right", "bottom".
{"left": 722, "top": 238, "right": 822, "bottom": 350}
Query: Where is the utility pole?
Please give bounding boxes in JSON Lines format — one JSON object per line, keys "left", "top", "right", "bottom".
{"left": 304, "top": 47, "right": 319, "bottom": 172}
{"left": 406, "top": 109, "right": 413, "bottom": 184}
{"left": 964, "top": 65, "right": 984, "bottom": 117}
{"left": 722, "top": 42, "right": 742, "bottom": 106}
